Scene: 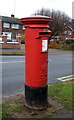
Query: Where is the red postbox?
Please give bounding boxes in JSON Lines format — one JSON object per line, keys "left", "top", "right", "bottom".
{"left": 21, "top": 16, "right": 52, "bottom": 110}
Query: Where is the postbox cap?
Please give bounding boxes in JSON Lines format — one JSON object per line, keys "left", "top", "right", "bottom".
{"left": 20, "top": 15, "right": 52, "bottom": 25}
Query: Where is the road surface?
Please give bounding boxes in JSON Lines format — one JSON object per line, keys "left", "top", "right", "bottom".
{"left": 1, "top": 54, "right": 73, "bottom": 96}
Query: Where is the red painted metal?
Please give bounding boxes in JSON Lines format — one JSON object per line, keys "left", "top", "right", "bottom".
{"left": 21, "top": 16, "right": 52, "bottom": 87}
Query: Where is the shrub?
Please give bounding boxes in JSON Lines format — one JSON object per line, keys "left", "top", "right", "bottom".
{"left": 49, "top": 41, "right": 59, "bottom": 48}
{"left": 19, "top": 34, "right": 25, "bottom": 40}
{"left": 59, "top": 41, "right": 64, "bottom": 48}
{"left": 65, "top": 38, "right": 74, "bottom": 44}
{"left": 21, "top": 39, "right": 25, "bottom": 44}
{"left": 65, "top": 40, "right": 71, "bottom": 44}
{"left": 59, "top": 41, "right": 63, "bottom": 45}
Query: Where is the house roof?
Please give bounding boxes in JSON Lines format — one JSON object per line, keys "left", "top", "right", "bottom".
{"left": 0, "top": 15, "right": 23, "bottom": 25}
{"left": 55, "top": 26, "right": 73, "bottom": 35}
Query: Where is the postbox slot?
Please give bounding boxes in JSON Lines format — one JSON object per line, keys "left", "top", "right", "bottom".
{"left": 39, "top": 32, "right": 51, "bottom": 36}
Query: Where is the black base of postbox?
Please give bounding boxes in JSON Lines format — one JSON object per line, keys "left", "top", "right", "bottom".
{"left": 25, "top": 84, "right": 48, "bottom": 110}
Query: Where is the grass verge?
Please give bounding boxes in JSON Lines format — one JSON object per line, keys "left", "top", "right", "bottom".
{"left": 43, "top": 108, "right": 53, "bottom": 118}
{"left": 57, "top": 44, "right": 74, "bottom": 50}
{"left": 0, "top": 51, "right": 24, "bottom": 55}
{"left": 43, "top": 81, "right": 73, "bottom": 118}
{"left": 1, "top": 103, "right": 25, "bottom": 119}
{"left": 48, "top": 80, "right": 74, "bottom": 110}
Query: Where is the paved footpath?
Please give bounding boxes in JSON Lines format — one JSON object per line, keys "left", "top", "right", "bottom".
{"left": 48, "top": 48, "right": 72, "bottom": 55}
{"left": 0, "top": 44, "right": 73, "bottom": 55}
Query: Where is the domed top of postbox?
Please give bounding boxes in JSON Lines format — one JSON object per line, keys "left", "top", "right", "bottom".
{"left": 20, "top": 15, "right": 52, "bottom": 25}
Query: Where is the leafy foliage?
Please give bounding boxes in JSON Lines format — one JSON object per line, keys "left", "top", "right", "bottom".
{"left": 34, "top": 8, "right": 71, "bottom": 37}
{"left": 19, "top": 34, "right": 25, "bottom": 40}
{"left": 49, "top": 41, "right": 59, "bottom": 48}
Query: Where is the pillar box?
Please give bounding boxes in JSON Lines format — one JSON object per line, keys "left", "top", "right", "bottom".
{"left": 20, "top": 16, "right": 52, "bottom": 110}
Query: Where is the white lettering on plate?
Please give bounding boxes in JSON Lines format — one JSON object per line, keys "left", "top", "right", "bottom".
{"left": 42, "top": 39, "right": 48, "bottom": 52}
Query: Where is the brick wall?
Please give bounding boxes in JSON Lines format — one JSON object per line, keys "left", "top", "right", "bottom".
{"left": 58, "top": 28, "right": 72, "bottom": 40}
{"left": 2, "top": 22, "right": 24, "bottom": 35}
{"left": 0, "top": 35, "right": 21, "bottom": 49}
{"left": 60, "top": 34, "right": 72, "bottom": 40}
{"left": 72, "top": 31, "right": 74, "bottom": 38}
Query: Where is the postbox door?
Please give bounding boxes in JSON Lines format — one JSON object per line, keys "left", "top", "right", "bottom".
{"left": 25, "top": 28, "right": 50, "bottom": 87}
